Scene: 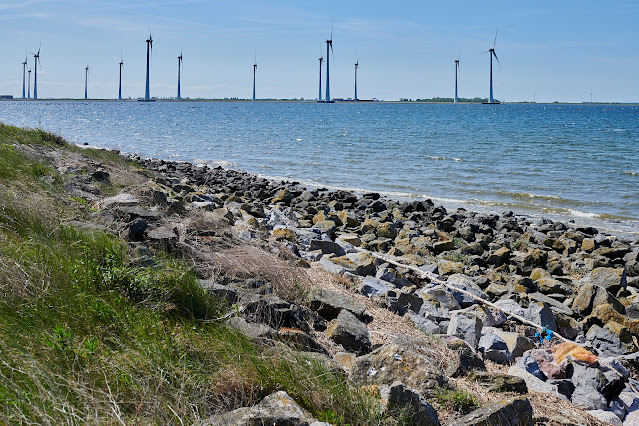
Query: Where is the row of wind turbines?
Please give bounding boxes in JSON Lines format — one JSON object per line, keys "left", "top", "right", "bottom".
{"left": 18, "top": 28, "right": 502, "bottom": 103}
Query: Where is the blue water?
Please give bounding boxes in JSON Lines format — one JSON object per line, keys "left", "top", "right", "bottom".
{"left": 1, "top": 100, "right": 638, "bottom": 236}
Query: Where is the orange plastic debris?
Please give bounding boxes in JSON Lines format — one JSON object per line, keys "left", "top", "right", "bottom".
{"left": 550, "top": 342, "right": 598, "bottom": 365}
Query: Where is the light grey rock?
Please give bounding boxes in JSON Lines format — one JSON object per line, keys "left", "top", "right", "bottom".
{"left": 493, "top": 299, "right": 526, "bottom": 318}
{"left": 515, "top": 354, "right": 546, "bottom": 381}
{"left": 571, "top": 385, "right": 608, "bottom": 411}
{"left": 524, "top": 301, "right": 558, "bottom": 331}
{"left": 586, "top": 409, "right": 622, "bottom": 426}
{"left": 203, "top": 390, "right": 315, "bottom": 425}
{"left": 478, "top": 333, "right": 513, "bottom": 364}
{"left": 318, "top": 256, "right": 351, "bottom": 274}
{"left": 376, "top": 267, "right": 410, "bottom": 288}
{"left": 494, "top": 331, "right": 536, "bottom": 359}
{"left": 447, "top": 311, "right": 483, "bottom": 349}
{"left": 361, "top": 275, "right": 395, "bottom": 297}
{"left": 507, "top": 366, "right": 558, "bottom": 396}
{"left": 446, "top": 274, "right": 489, "bottom": 308}
{"left": 386, "top": 289, "right": 423, "bottom": 316}
{"left": 409, "top": 313, "right": 446, "bottom": 335}
{"left": 586, "top": 325, "right": 628, "bottom": 357}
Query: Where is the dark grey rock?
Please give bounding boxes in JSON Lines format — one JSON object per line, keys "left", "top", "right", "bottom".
{"left": 447, "top": 274, "right": 489, "bottom": 308}
{"left": 386, "top": 381, "right": 441, "bottom": 426}
{"left": 327, "top": 309, "right": 371, "bottom": 354}
{"left": 453, "top": 396, "right": 533, "bottom": 426}
{"left": 586, "top": 325, "right": 628, "bottom": 357}
{"left": 361, "top": 275, "right": 395, "bottom": 297}
{"left": 127, "top": 217, "right": 148, "bottom": 241}
{"left": 548, "top": 379, "right": 575, "bottom": 400}
{"left": 309, "top": 239, "right": 346, "bottom": 256}
{"left": 523, "top": 301, "right": 558, "bottom": 331}
{"left": 447, "top": 311, "right": 483, "bottom": 349}
{"left": 309, "top": 288, "right": 366, "bottom": 320}
{"left": 515, "top": 354, "right": 546, "bottom": 381}
{"left": 478, "top": 333, "right": 512, "bottom": 364}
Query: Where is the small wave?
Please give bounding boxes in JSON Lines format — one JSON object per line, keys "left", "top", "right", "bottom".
{"left": 624, "top": 171, "right": 639, "bottom": 177}
{"left": 497, "top": 190, "right": 562, "bottom": 202}
{"left": 207, "top": 160, "right": 237, "bottom": 168}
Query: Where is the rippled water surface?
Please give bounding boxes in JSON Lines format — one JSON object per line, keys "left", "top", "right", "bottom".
{"left": 1, "top": 101, "right": 638, "bottom": 235}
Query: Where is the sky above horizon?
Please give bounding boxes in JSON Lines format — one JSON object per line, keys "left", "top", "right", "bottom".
{"left": 1, "top": 0, "right": 638, "bottom": 102}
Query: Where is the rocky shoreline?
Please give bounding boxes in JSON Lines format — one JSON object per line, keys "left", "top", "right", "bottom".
{"left": 79, "top": 149, "right": 639, "bottom": 425}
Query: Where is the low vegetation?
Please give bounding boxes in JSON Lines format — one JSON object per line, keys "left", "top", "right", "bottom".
{"left": 0, "top": 124, "right": 393, "bottom": 424}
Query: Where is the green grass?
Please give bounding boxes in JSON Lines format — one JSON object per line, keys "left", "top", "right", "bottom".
{"left": 434, "top": 387, "right": 481, "bottom": 415}
{"left": 0, "top": 124, "right": 393, "bottom": 424}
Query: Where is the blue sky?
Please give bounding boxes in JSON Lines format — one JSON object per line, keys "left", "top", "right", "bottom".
{"left": 1, "top": 0, "right": 638, "bottom": 102}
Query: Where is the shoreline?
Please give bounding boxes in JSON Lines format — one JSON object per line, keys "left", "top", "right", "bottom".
{"left": 2, "top": 122, "right": 637, "bottom": 423}
{"left": 112, "top": 146, "right": 639, "bottom": 240}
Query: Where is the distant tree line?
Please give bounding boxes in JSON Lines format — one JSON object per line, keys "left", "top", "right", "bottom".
{"left": 399, "top": 97, "right": 491, "bottom": 103}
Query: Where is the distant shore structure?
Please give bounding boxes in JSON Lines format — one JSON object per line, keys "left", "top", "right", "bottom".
{"left": 84, "top": 65, "right": 89, "bottom": 100}
{"left": 177, "top": 51, "right": 183, "bottom": 100}
{"left": 143, "top": 33, "right": 153, "bottom": 102}
{"left": 32, "top": 49, "right": 40, "bottom": 100}
{"left": 324, "top": 24, "right": 334, "bottom": 103}
{"left": 483, "top": 29, "right": 501, "bottom": 104}
{"left": 252, "top": 56, "right": 257, "bottom": 101}
{"left": 354, "top": 57, "right": 359, "bottom": 101}
{"left": 119, "top": 55, "right": 124, "bottom": 100}
{"left": 454, "top": 54, "right": 460, "bottom": 103}
{"left": 22, "top": 56, "right": 27, "bottom": 99}
{"left": 318, "top": 50, "right": 323, "bottom": 102}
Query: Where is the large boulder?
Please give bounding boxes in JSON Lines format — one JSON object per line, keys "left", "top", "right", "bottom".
{"left": 478, "top": 333, "right": 512, "bottom": 364}
{"left": 203, "top": 390, "right": 316, "bottom": 425}
{"left": 447, "top": 311, "right": 483, "bottom": 349}
{"left": 581, "top": 267, "right": 627, "bottom": 294}
{"left": 453, "top": 396, "right": 533, "bottom": 426}
{"left": 326, "top": 309, "right": 371, "bottom": 354}
{"left": 351, "top": 344, "right": 446, "bottom": 397}
{"left": 523, "top": 301, "right": 558, "bottom": 331}
{"left": 309, "top": 288, "right": 366, "bottom": 320}
{"left": 571, "top": 386, "right": 607, "bottom": 411}
{"left": 384, "top": 381, "right": 441, "bottom": 426}
{"left": 446, "top": 274, "right": 489, "bottom": 308}
{"left": 494, "top": 331, "right": 535, "bottom": 359}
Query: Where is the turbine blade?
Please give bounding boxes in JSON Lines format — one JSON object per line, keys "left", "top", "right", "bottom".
{"left": 458, "top": 50, "right": 461, "bottom": 60}
{"left": 493, "top": 27, "right": 498, "bottom": 48}
{"left": 493, "top": 51, "right": 502, "bottom": 70}
{"left": 330, "top": 19, "right": 334, "bottom": 40}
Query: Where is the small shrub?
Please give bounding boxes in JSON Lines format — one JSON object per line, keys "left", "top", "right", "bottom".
{"left": 434, "top": 387, "right": 481, "bottom": 414}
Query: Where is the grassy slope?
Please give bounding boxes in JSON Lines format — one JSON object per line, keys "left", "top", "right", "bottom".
{"left": 0, "top": 124, "right": 388, "bottom": 425}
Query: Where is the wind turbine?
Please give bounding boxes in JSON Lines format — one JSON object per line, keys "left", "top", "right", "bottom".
{"left": 22, "top": 55, "right": 28, "bottom": 99}
{"left": 177, "top": 51, "right": 183, "bottom": 100}
{"left": 84, "top": 65, "right": 89, "bottom": 100}
{"left": 483, "top": 29, "right": 501, "bottom": 104}
{"left": 325, "top": 23, "right": 334, "bottom": 103}
{"left": 354, "top": 55, "right": 359, "bottom": 101}
{"left": 318, "top": 49, "right": 323, "bottom": 102}
{"left": 119, "top": 54, "right": 124, "bottom": 100}
{"left": 31, "top": 48, "right": 40, "bottom": 100}
{"left": 454, "top": 52, "right": 460, "bottom": 103}
{"left": 144, "top": 33, "right": 153, "bottom": 101}
{"left": 252, "top": 55, "right": 257, "bottom": 101}
{"left": 27, "top": 68, "right": 31, "bottom": 99}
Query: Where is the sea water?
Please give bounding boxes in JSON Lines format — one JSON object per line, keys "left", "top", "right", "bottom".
{"left": 1, "top": 101, "right": 637, "bottom": 236}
